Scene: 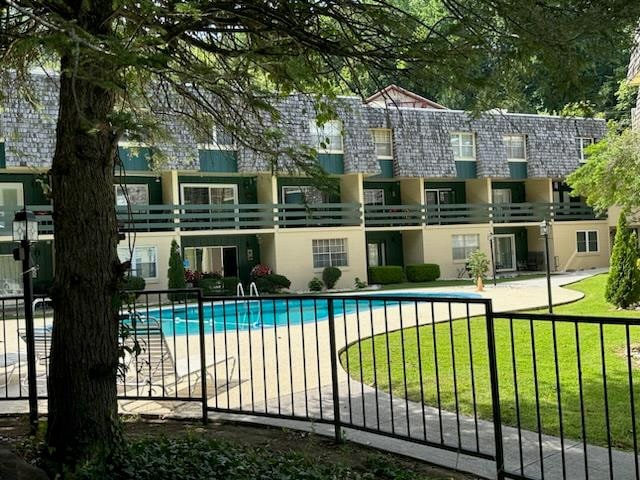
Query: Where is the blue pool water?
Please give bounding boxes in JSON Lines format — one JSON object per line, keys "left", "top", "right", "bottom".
{"left": 130, "top": 292, "right": 481, "bottom": 336}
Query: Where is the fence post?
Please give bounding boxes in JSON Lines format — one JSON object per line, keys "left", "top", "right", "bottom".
{"left": 485, "top": 301, "right": 505, "bottom": 480}
{"left": 327, "top": 298, "right": 342, "bottom": 443}
{"left": 197, "top": 289, "right": 208, "bottom": 425}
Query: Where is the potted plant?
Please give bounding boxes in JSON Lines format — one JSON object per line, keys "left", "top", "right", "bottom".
{"left": 467, "top": 250, "right": 490, "bottom": 292}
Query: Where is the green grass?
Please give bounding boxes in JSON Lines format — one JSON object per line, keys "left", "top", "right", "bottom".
{"left": 341, "top": 274, "right": 640, "bottom": 450}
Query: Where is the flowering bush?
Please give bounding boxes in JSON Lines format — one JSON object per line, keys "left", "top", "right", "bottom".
{"left": 250, "top": 264, "right": 272, "bottom": 279}
{"left": 184, "top": 269, "right": 203, "bottom": 283}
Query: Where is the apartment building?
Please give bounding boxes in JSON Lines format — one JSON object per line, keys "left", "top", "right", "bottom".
{"left": 0, "top": 75, "right": 610, "bottom": 292}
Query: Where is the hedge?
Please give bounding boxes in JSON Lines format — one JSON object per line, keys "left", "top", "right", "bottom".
{"left": 405, "top": 264, "right": 441, "bottom": 282}
{"left": 254, "top": 274, "right": 291, "bottom": 294}
{"left": 368, "top": 265, "right": 405, "bottom": 285}
{"left": 322, "top": 266, "right": 342, "bottom": 289}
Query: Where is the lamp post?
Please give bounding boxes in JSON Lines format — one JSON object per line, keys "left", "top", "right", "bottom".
{"left": 539, "top": 219, "right": 553, "bottom": 314}
{"left": 488, "top": 232, "right": 497, "bottom": 287}
{"left": 12, "top": 209, "right": 39, "bottom": 431}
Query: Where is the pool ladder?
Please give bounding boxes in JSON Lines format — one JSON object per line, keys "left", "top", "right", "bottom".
{"left": 236, "top": 282, "right": 262, "bottom": 328}
{"left": 235, "top": 282, "right": 260, "bottom": 297}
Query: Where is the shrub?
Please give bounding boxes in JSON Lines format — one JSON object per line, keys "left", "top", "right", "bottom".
{"left": 322, "top": 266, "right": 342, "bottom": 289}
{"left": 121, "top": 275, "right": 146, "bottom": 300}
{"left": 198, "top": 277, "right": 224, "bottom": 296}
{"left": 606, "top": 214, "right": 640, "bottom": 308}
{"left": 266, "top": 273, "right": 291, "bottom": 290}
{"left": 354, "top": 277, "right": 367, "bottom": 289}
{"left": 405, "top": 264, "right": 441, "bottom": 282}
{"left": 168, "top": 240, "right": 186, "bottom": 301}
{"left": 308, "top": 277, "right": 324, "bottom": 291}
{"left": 184, "top": 269, "right": 203, "bottom": 284}
{"left": 368, "top": 266, "right": 405, "bottom": 285}
{"left": 222, "top": 276, "right": 240, "bottom": 295}
{"left": 253, "top": 274, "right": 291, "bottom": 294}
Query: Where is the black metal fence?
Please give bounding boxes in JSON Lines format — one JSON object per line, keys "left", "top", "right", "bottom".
{"left": 1, "top": 289, "right": 639, "bottom": 480}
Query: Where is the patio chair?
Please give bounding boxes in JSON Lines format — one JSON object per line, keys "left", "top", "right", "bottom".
{"left": 119, "top": 322, "right": 236, "bottom": 403}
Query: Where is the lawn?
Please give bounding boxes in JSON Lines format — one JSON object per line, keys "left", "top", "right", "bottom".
{"left": 341, "top": 274, "right": 640, "bottom": 450}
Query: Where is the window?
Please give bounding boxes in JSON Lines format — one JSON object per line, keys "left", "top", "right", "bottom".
{"left": 364, "top": 189, "right": 385, "bottom": 205}
{"left": 310, "top": 120, "right": 343, "bottom": 153}
{"left": 578, "top": 137, "right": 594, "bottom": 163}
{"left": 118, "top": 246, "right": 158, "bottom": 279}
{"left": 367, "top": 242, "right": 386, "bottom": 267}
{"left": 282, "top": 186, "right": 325, "bottom": 204}
{"left": 371, "top": 129, "right": 392, "bottom": 158}
{"left": 312, "top": 239, "right": 348, "bottom": 268}
{"left": 182, "top": 184, "right": 238, "bottom": 205}
{"left": 0, "top": 183, "right": 24, "bottom": 231}
{"left": 452, "top": 234, "right": 480, "bottom": 261}
{"left": 576, "top": 230, "right": 599, "bottom": 253}
{"left": 504, "top": 135, "right": 526, "bottom": 161}
{"left": 115, "top": 184, "right": 149, "bottom": 206}
{"left": 450, "top": 133, "right": 476, "bottom": 160}
{"left": 492, "top": 188, "right": 512, "bottom": 204}
{"left": 425, "top": 189, "right": 454, "bottom": 205}
{"left": 0, "top": 254, "right": 22, "bottom": 294}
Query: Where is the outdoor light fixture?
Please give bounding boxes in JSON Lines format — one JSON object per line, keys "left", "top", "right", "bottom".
{"left": 12, "top": 208, "right": 39, "bottom": 430}
{"left": 539, "top": 219, "right": 553, "bottom": 314}
{"left": 12, "top": 209, "right": 39, "bottom": 243}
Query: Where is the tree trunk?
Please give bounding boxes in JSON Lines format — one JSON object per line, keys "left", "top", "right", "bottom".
{"left": 46, "top": 53, "right": 121, "bottom": 463}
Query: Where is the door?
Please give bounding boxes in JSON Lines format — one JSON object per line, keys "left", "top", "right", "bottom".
{"left": 493, "top": 234, "right": 516, "bottom": 272}
{"left": 367, "top": 242, "right": 386, "bottom": 267}
{"left": 222, "top": 247, "right": 239, "bottom": 278}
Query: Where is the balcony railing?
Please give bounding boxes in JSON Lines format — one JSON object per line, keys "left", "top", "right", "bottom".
{"left": 363, "top": 202, "right": 604, "bottom": 227}
{"left": 276, "top": 203, "right": 361, "bottom": 228}
{"left": 0, "top": 201, "right": 604, "bottom": 237}
{"left": 364, "top": 204, "right": 424, "bottom": 227}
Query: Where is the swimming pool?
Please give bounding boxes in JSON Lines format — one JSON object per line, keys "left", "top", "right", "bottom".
{"left": 127, "top": 291, "right": 481, "bottom": 336}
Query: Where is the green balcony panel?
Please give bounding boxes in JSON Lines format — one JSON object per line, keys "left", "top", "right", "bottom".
{"left": 318, "top": 154, "right": 344, "bottom": 174}
{"left": 0, "top": 143, "right": 5, "bottom": 169}
{"left": 455, "top": 161, "right": 477, "bottom": 179}
{"left": 509, "top": 162, "right": 528, "bottom": 179}
{"left": 118, "top": 146, "right": 152, "bottom": 171}
{"left": 372, "top": 159, "right": 394, "bottom": 179}
{"left": 199, "top": 149, "right": 238, "bottom": 173}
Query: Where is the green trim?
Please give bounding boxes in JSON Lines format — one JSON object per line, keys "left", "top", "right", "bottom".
{"left": 363, "top": 181, "right": 401, "bottom": 206}
{"left": 114, "top": 175, "right": 163, "bottom": 204}
{"left": 371, "top": 159, "right": 394, "bottom": 179}
{"left": 0, "top": 143, "right": 5, "bottom": 169}
{"left": 455, "top": 161, "right": 477, "bottom": 179}
{"left": 118, "top": 146, "right": 152, "bottom": 172}
{"left": 199, "top": 149, "right": 238, "bottom": 173}
{"left": 509, "top": 162, "right": 528, "bottom": 179}
{"left": 276, "top": 178, "right": 340, "bottom": 203}
{"left": 0, "top": 241, "right": 53, "bottom": 293}
{"left": 0, "top": 173, "right": 49, "bottom": 204}
{"left": 365, "top": 231, "right": 404, "bottom": 266}
{"left": 318, "top": 154, "right": 344, "bottom": 174}
{"left": 492, "top": 181, "right": 525, "bottom": 203}
{"left": 178, "top": 176, "right": 257, "bottom": 203}
{"left": 180, "top": 234, "right": 260, "bottom": 283}
{"left": 424, "top": 181, "right": 466, "bottom": 203}
{"left": 493, "top": 227, "right": 528, "bottom": 265}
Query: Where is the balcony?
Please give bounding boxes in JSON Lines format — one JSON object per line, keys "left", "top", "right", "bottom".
{"left": 0, "top": 203, "right": 362, "bottom": 236}
{"left": 0, "top": 201, "right": 603, "bottom": 237}
{"left": 363, "top": 202, "right": 604, "bottom": 227}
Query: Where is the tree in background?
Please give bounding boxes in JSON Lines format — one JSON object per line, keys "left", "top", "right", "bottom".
{"left": 568, "top": 128, "right": 640, "bottom": 215}
{"left": 606, "top": 214, "right": 640, "bottom": 309}
{"left": 167, "top": 240, "right": 186, "bottom": 301}
{"left": 1, "top": 0, "right": 639, "bottom": 471}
